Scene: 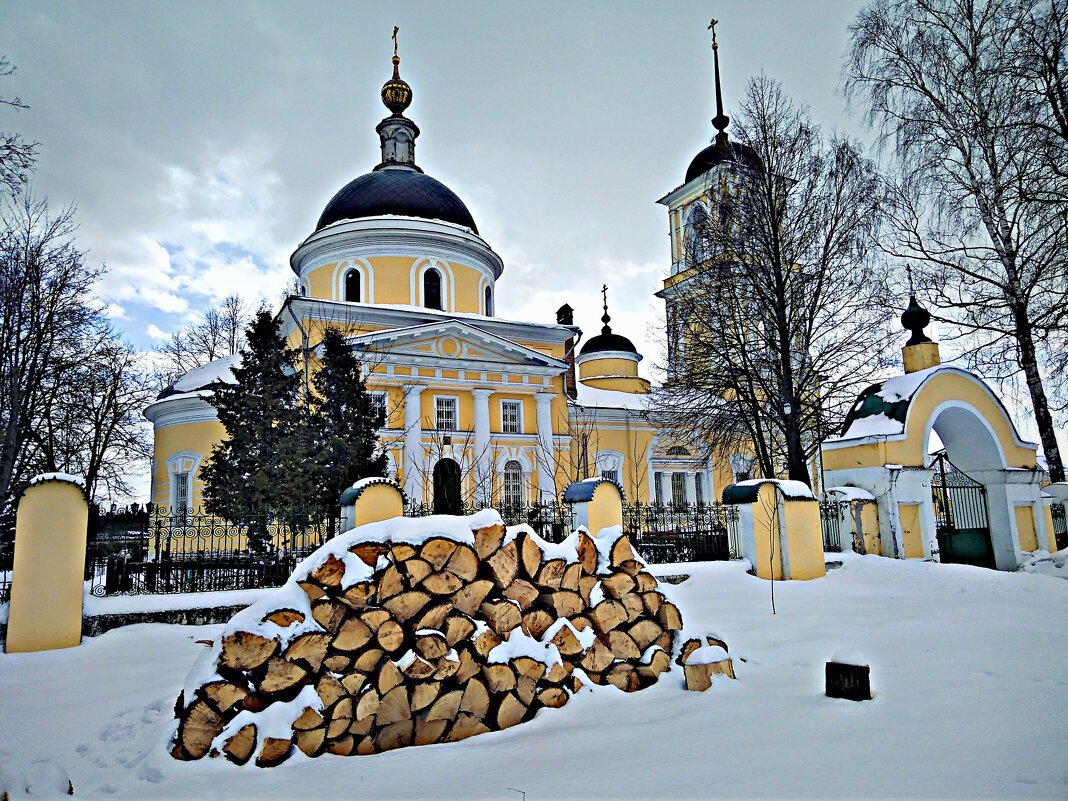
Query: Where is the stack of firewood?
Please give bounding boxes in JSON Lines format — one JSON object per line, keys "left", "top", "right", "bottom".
{"left": 172, "top": 517, "right": 684, "bottom": 766}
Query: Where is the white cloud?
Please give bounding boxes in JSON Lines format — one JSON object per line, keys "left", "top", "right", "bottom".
{"left": 104, "top": 303, "right": 128, "bottom": 319}
{"left": 146, "top": 324, "right": 170, "bottom": 341}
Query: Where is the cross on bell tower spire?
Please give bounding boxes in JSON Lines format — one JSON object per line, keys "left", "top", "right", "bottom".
{"left": 709, "top": 18, "right": 730, "bottom": 147}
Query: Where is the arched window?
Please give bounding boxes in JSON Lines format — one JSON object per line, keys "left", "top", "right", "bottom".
{"left": 484, "top": 285, "right": 493, "bottom": 316}
{"left": 423, "top": 268, "right": 443, "bottom": 310}
{"left": 344, "top": 269, "right": 360, "bottom": 302}
{"left": 685, "top": 204, "right": 711, "bottom": 267}
{"left": 503, "top": 460, "right": 524, "bottom": 508}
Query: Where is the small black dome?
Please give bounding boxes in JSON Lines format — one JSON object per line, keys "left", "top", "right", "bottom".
{"left": 580, "top": 331, "right": 639, "bottom": 357}
{"left": 685, "top": 139, "right": 763, "bottom": 184}
{"left": 316, "top": 169, "right": 478, "bottom": 233}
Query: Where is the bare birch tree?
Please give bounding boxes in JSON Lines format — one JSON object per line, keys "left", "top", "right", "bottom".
{"left": 653, "top": 75, "right": 896, "bottom": 485}
{"left": 0, "top": 56, "right": 37, "bottom": 196}
{"left": 156, "top": 294, "right": 252, "bottom": 386}
{"left": 847, "top": 0, "right": 1068, "bottom": 481}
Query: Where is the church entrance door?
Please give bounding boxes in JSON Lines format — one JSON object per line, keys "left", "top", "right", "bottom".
{"left": 433, "top": 458, "right": 462, "bottom": 516}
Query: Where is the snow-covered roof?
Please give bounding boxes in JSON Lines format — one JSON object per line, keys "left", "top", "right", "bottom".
{"left": 158, "top": 354, "right": 239, "bottom": 400}
{"left": 573, "top": 383, "right": 650, "bottom": 412}
{"left": 723, "top": 478, "right": 816, "bottom": 504}
{"left": 826, "top": 486, "right": 876, "bottom": 502}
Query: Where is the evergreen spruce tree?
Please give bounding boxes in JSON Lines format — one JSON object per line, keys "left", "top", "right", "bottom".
{"left": 309, "top": 328, "right": 386, "bottom": 530}
{"left": 200, "top": 310, "right": 302, "bottom": 551}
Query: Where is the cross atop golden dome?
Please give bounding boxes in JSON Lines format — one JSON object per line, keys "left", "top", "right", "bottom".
{"left": 381, "top": 26, "right": 412, "bottom": 115}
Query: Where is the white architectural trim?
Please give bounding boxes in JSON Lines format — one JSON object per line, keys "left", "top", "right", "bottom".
{"left": 332, "top": 257, "right": 375, "bottom": 303}
{"left": 410, "top": 257, "right": 457, "bottom": 312}
{"left": 575, "top": 349, "right": 642, "bottom": 365}
{"left": 144, "top": 394, "right": 219, "bottom": 429}
{"left": 499, "top": 397, "right": 524, "bottom": 435}
{"left": 166, "top": 451, "right": 202, "bottom": 510}
{"left": 921, "top": 399, "right": 1009, "bottom": 469}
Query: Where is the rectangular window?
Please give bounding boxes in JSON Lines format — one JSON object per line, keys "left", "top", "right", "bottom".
{"left": 671, "top": 473, "right": 687, "bottom": 507}
{"left": 503, "top": 463, "right": 524, "bottom": 507}
{"left": 601, "top": 469, "right": 619, "bottom": 484}
{"left": 173, "top": 472, "right": 190, "bottom": 511}
{"left": 694, "top": 473, "right": 705, "bottom": 506}
{"left": 369, "top": 392, "right": 387, "bottom": 425}
{"left": 501, "top": 400, "right": 521, "bottom": 434}
{"left": 654, "top": 471, "right": 664, "bottom": 504}
{"left": 435, "top": 396, "right": 457, "bottom": 431}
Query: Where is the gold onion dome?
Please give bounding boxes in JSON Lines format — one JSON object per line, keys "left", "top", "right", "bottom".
{"left": 381, "top": 55, "right": 412, "bottom": 114}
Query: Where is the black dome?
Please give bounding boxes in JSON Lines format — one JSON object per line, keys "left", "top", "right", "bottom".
{"left": 580, "top": 331, "right": 639, "bottom": 357}
{"left": 685, "top": 139, "right": 763, "bottom": 184}
{"left": 316, "top": 169, "right": 478, "bottom": 233}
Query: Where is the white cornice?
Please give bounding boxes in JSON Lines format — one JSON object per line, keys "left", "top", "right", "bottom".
{"left": 576, "top": 349, "right": 642, "bottom": 365}
{"left": 144, "top": 394, "right": 219, "bottom": 429}
{"left": 290, "top": 216, "right": 504, "bottom": 281}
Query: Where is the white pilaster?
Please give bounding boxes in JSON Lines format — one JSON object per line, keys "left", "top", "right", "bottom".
{"left": 402, "top": 384, "right": 425, "bottom": 503}
{"left": 472, "top": 388, "right": 494, "bottom": 504}
{"left": 534, "top": 392, "right": 556, "bottom": 502}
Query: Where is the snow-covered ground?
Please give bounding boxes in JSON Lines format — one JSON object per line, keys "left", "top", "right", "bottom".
{"left": 2, "top": 553, "right": 1066, "bottom": 799}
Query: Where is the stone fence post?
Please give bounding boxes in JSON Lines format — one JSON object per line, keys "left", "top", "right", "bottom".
{"left": 722, "top": 480, "right": 825, "bottom": 581}
{"left": 563, "top": 478, "right": 624, "bottom": 537}
{"left": 827, "top": 487, "right": 881, "bottom": 555}
{"left": 5, "top": 474, "right": 89, "bottom": 653}
{"left": 340, "top": 478, "right": 407, "bottom": 532}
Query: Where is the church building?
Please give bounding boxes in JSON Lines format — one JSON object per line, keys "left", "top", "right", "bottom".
{"left": 144, "top": 42, "right": 718, "bottom": 516}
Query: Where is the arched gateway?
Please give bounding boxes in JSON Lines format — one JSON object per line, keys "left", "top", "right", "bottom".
{"left": 823, "top": 297, "right": 1057, "bottom": 570}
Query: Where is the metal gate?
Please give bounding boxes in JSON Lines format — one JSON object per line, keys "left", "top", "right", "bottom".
{"left": 930, "top": 452, "right": 996, "bottom": 569}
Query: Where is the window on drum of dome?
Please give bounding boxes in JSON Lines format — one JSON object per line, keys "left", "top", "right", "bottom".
{"left": 501, "top": 400, "right": 521, "bottom": 434}
{"left": 503, "top": 460, "right": 524, "bottom": 507}
{"left": 484, "top": 285, "right": 493, "bottom": 316}
{"left": 671, "top": 473, "right": 687, "bottom": 507}
{"left": 435, "top": 396, "right": 457, "bottom": 431}
{"left": 424, "top": 268, "right": 443, "bottom": 311}
{"left": 172, "top": 472, "right": 190, "bottom": 517}
{"left": 344, "top": 269, "right": 360, "bottom": 302}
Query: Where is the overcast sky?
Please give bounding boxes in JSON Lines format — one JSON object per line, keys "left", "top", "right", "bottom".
{"left": 3, "top": 0, "right": 874, "bottom": 366}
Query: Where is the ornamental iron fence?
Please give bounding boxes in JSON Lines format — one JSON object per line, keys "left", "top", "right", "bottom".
{"left": 404, "top": 499, "right": 574, "bottom": 543}
{"left": 1051, "top": 503, "right": 1067, "bottom": 552}
{"left": 622, "top": 502, "right": 739, "bottom": 562}
{"left": 84, "top": 506, "right": 339, "bottom": 597}
{"left": 819, "top": 499, "right": 845, "bottom": 553}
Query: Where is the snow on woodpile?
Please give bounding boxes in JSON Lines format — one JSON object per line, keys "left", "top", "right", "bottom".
{"left": 170, "top": 510, "right": 689, "bottom": 766}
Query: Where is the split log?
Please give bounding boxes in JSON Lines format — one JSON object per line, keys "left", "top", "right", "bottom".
{"left": 472, "top": 626, "right": 502, "bottom": 658}
{"left": 326, "top": 697, "right": 354, "bottom": 739}
{"left": 355, "top": 735, "right": 376, "bottom": 755}
{"left": 326, "top": 735, "right": 355, "bottom": 756}
{"left": 333, "top": 617, "right": 373, "bottom": 652}
{"left": 590, "top": 598, "right": 628, "bottom": 634}
{"left": 375, "top": 720, "right": 414, "bottom": 752}
{"left": 298, "top": 580, "right": 326, "bottom": 602}
{"left": 579, "top": 639, "right": 614, "bottom": 673}
{"left": 315, "top": 674, "right": 347, "bottom": 708}
{"left": 222, "top": 724, "right": 256, "bottom": 765}
{"left": 310, "top": 554, "right": 346, "bottom": 588}
{"left": 605, "top": 662, "right": 640, "bottom": 693}
{"left": 415, "top": 715, "right": 449, "bottom": 746}
{"left": 628, "top": 619, "right": 663, "bottom": 652}
{"left": 608, "top": 630, "right": 641, "bottom": 660}
{"left": 512, "top": 656, "right": 547, "bottom": 684}
{"left": 521, "top": 608, "right": 554, "bottom": 639}
{"left": 536, "top": 687, "right": 568, "bottom": 709}
{"left": 383, "top": 590, "right": 432, "bottom": 623}
{"left": 657, "top": 601, "right": 684, "bottom": 631}
{"left": 176, "top": 700, "right": 223, "bottom": 759}
{"left": 451, "top": 579, "right": 493, "bottom": 616}
{"left": 503, "top": 579, "right": 539, "bottom": 610}
{"left": 377, "top": 565, "right": 405, "bottom": 600}
{"left": 284, "top": 633, "right": 330, "bottom": 672}
{"left": 355, "top": 688, "right": 380, "bottom": 721}
{"left": 377, "top": 659, "right": 405, "bottom": 695}
{"left": 338, "top": 581, "right": 376, "bottom": 610}
{"left": 480, "top": 600, "right": 521, "bottom": 636}
{"left": 433, "top": 653, "right": 461, "bottom": 681}
{"left": 487, "top": 540, "right": 519, "bottom": 587}
{"left": 459, "top": 678, "right": 490, "bottom": 718}
{"left": 348, "top": 713, "right": 373, "bottom": 737}
{"left": 677, "top": 638, "right": 703, "bottom": 667}
{"left": 415, "top": 630, "right": 449, "bottom": 660}
{"left": 412, "top": 601, "right": 453, "bottom": 633}
{"left": 578, "top": 575, "right": 598, "bottom": 605}
{"left": 616, "top": 559, "right": 645, "bottom": 577}
{"left": 422, "top": 570, "right": 464, "bottom": 596}
{"left": 353, "top": 647, "right": 385, "bottom": 673}
{"left": 350, "top": 542, "right": 388, "bottom": 567}
{"left": 443, "top": 613, "right": 475, "bottom": 647}
{"left": 545, "top": 660, "right": 572, "bottom": 685}
{"left": 515, "top": 674, "right": 537, "bottom": 706}
{"left": 600, "top": 571, "right": 636, "bottom": 599}
{"left": 560, "top": 562, "right": 583, "bottom": 591}
{"left": 323, "top": 654, "right": 351, "bottom": 673}
{"left": 550, "top": 590, "right": 584, "bottom": 618}
{"left": 219, "top": 631, "right": 278, "bottom": 671}
{"left": 446, "top": 712, "right": 491, "bottom": 742}
{"left": 642, "top": 591, "right": 665, "bottom": 617}
{"left": 411, "top": 681, "right": 442, "bottom": 713}
{"left": 620, "top": 593, "right": 644, "bottom": 622}
{"left": 473, "top": 523, "right": 506, "bottom": 559}
{"left": 263, "top": 608, "right": 304, "bottom": 627}
{"left": 200, "top": 681, "right": 248, "bottom": 715}
{"left": 390, "top": 543, "right": 418, "bottom": 563}
{"left": 376, "top": 685, "right": 411, "bottom": 726}
{"left": 420, "top": 538, "right": 459, "bottom": 571}
{"left": 635, "top": 647, "right": 671, "bottom": 681}
{"left": 654, "top": 631, "right": 675, "bottom": 652}
{"left": 426, "top": 689, "right": 463, "bottom": 722}
{"left": 340, "top": 672, "right": 367, "bottom": 696}
{"left": 496, "top": 692, "right": 527, "bottom": 730}
{"left": 293, "top": 707, "right": 324, "bottom": 732}
{"left": 517, "top": 533, "right": 544, "bottom": 579}
{"left": 549, "top": 624, "right": 584, "bottom": 657}
{"left": 260, "top": 657, "right": 308, "bottom": 695}
{"left": 609, "top": 535, "right": 637, "bottom": 567}
{"left": 311, "top": 599, "right": 346, "bottom": 633}
{"left": 445, "top": 544, "right": 479, "bottom": 582}
{"left": 296, "top": 726, "right": 326, "bottom": 757}
{"left": 535, "top": 559, "right": 566, "bottom": 590}
{"left": 255, "top": 737, "right": 293, "bottom": 768}
{"left": 360, "top": 608, "right": 391, "bottom": 631}
{"left": 400, "top": 557, "right": 433, "bottom": 587}
{"left": 454, "top": 646, "right": 481, "bottom": 684}
{"left": 576, "top": 532, "right": 598, "bottom": 575}
{"left": 483, "top": 662, "right": 517, "bottom": 693}
{"left": 635, "top": 572, "right": 658, "bottom": 592}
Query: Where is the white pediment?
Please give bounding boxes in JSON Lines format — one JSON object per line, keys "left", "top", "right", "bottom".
{"left": 342, "top": 320, "right": 567, "bottom": 374}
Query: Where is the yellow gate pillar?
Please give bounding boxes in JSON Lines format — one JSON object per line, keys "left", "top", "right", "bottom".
{"left": 5, "top": 474, "right": 89, "bottom": 653}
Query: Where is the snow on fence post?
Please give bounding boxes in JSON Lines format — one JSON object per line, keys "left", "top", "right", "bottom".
{"left": 563, "top": 478, "right": 623, "bottom": 537}
{"left": 339, "top": 478, "right": 406, "bottom": 533}
{"left": 722, "top": 479, "right": 826, "bottom": 581}
{"left": 5, "top": 474, "right": 89, "bottom": 653}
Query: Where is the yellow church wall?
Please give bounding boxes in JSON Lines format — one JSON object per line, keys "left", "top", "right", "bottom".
{"left": 898, "top": 504, "right": 924, "bottom": 558}
{"left": 823, "top": 441, "right": 889, "bottom": 472}
{"left": 1041, "top": 506, "right": 1057, "bottom": 551}
{"left": 1014, "top": 505, "right": 1040, "bottom": 552}
{"left": 489, "top": 394, "right": 533, "bottom": 434}
{"left": 151, "top": 420, "right": 227, "bottom": 507}
{"left": 578, "top": 357, "right": 639, "bottom": 379}
{"left": 579, "top": 376, "right": 651, "bottom": 393}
